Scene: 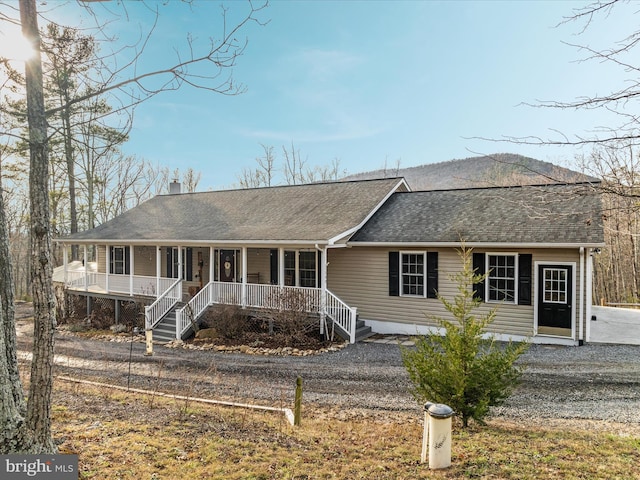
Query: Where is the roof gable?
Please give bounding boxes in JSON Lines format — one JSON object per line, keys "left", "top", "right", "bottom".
{"left": 62, "top": 178, "right": 407, "bottom": 244}
{"left": 350, "top": 183, "right": 604, "bottom": 246}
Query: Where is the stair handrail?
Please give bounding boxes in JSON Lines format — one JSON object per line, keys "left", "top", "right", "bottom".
{"left": 176, "top": 282, "right": 213, "bottom": 339}
{"left": 145, "top": 278, "right": 182, "bottom": 330}
{"left": 325, "top": 290, "right": 357, "bottom": 343}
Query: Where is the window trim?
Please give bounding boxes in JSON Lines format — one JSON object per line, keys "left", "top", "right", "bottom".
{"left": 400, "top": 251, "right": 426, "bottom": 298}
{"left": 109, "top": 246, "right": 128, "bottom": 275}
{"left": 486, "top": 253, "right": 518, "bottom": 304}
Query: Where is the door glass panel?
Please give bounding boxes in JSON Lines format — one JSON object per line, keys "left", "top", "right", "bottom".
{"left": 543, "top": 268, "right": 568, "bottom": 304}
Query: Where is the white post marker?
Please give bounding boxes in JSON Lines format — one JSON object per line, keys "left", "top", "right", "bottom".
{"left": 145, "top": 329, "right": 153, "bottom": 356}
{"left": 420, "top": 401, "right": 433, "bottom": 464}
{"left": 426, "top": 403, "right": 454, "bottom": 469}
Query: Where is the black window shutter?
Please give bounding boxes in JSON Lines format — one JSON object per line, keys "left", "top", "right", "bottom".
{"left": 389, "top": 251, "right": 400, "bottom": 296}
{"left": 109, "top": 246, "right": 114, "bottom": 274}
{"left": 270, "top": 249, "right": 278, "bottom": 284}
{"left": 317, "top": 250, "right": 322, "bottom": 288}
{"left": 518, "top": 254, "right": 532, "bottom": 305}
{"left": 426, "top": 252, "right": 438, "bottom": 299}
{"left": 124, "top": 246, "right": 131, "bottom": 275}
{"left": 472, "top": 252, "right": 485, "bottom": 302}
{"left": 186, "top": 247, "right": 193, "bottom": 281}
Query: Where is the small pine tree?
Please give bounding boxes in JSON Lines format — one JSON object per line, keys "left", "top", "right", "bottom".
{"left": 402, "top": 246, "right": 529, "bottom": 427}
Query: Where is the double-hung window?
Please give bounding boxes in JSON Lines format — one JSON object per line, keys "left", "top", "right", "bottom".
{"left": 401, "top": 252, "right": 425, "bottom": 296}
{"left": 109, "top": 246, "right": 129, "bottom": 275}
{"left": 487, "top": 254, "right": 516, "bottom": 303}
{"left": 299, "top": 251, "right": 317, "bottom": 288}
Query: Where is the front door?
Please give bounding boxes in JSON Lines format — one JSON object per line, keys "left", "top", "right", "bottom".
{"left": 219, "top": 250, "right": 236, "bottom": 282}
{"left": 537, "top": 265, "right": 573, "bottom": 332}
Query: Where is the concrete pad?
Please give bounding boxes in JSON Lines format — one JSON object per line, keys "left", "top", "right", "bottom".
{"left": 590, "top": 306, "right": 640, "bottom": 345}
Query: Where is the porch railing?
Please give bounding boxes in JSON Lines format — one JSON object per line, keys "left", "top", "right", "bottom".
{"left": 325, "top": 290, "right": 357, "bottom": 343}
{"left": 145, "top": 278, "right": 182, "bottom": 330}
{"left": 66, "top": 272, "right": 173, "bottom": 297}
{"left": 176, "top": 282, "right": 214, "bottom": 339}
{"left": 175, "top": 281, "right": 357, "bottom": 343}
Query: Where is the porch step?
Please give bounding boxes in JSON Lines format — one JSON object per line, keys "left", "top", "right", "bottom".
{"left": 354, "top": 319, "right": 374, "bottom": 342}
{"left": 333, "top": 318, "right": 375, "bottom": 343}
{"left": 151, "top": 303, "right": 184, "bottom": 343}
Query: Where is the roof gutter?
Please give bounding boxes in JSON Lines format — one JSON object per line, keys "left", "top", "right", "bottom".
{"left": 55, "top": 239, "right": 332, "bottom": 247}
{"left": 346, "top": 241, "right": 606, "bottom": 249}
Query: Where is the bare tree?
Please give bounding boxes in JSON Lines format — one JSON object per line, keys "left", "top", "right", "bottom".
{"left": 237, "top": 143, "right": 275, "bottom": 188}
{"left": 237, "top": 143, "right": 345, "bottom": 188}
{"left": 0, "top": 0, "right": 267, "bottom": 453}
{"left": 282, "top": 141, "right": 307, "bottom": 185}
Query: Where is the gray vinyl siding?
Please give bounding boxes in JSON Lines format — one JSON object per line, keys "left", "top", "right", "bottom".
{"left": 327, "top": 246, "right": 584, "bottom": 339}
{"left": 97, "top": 245, "right": 106, "bottom": 273}
{"left": 133, "top": 246, "right": 156, "bottom": 276}
{"left": 246, "top": 248, "right": 271, "bottom": 284}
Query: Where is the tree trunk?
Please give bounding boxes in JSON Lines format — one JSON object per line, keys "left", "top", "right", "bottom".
{"left": 0, "top": 168, "right": 30, "bottom": 453}
{"left": 20, "top": 0, "right": 57, "bottom": 454}
{"left": 62, "top": 102, "right": 79, "bottom": 261}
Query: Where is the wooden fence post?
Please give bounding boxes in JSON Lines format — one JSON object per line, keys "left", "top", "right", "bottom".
{"left": 294, "top": 377, "right": 302, "bottom": 426}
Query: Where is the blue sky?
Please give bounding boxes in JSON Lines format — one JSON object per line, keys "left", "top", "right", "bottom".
{"left": 39, "top": 1, "right": 639, "bottom": 189}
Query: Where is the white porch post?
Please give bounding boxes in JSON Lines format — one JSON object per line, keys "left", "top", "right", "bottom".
{"left": 209, "top": 246, "right": 215, "bottom": 282}
{"left": 105, "top": 245, "right": 110, "bottom": 293}
{"left": 63, "top": 245, "right": 68, "bottom": 285}
{"left": 177, "top": 246, "right": 183, "bottom": 280}
{"left": 320, "top": 246, "right": 328, "bottom": 336}
{"left": 156, "top": 246, "right": 161, "bottom": 296}
{"left": 241, "top": 246, "right": 247, "bottom": 307}
{"left": 129, "top": 244, "right": 135, "bottom": 296}
{"left": 279, "top": 248, "right": 285, "bottom": 286}
{"left": 83, "top": 245, "right": 88, "bottom": 291}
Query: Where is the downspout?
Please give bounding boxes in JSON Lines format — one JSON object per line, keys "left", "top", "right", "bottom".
{"left": 586, "top": 249, "right": 594, "bottom": 343}
{"left": 579, "top": 247, "right": 585, "bottom": 344}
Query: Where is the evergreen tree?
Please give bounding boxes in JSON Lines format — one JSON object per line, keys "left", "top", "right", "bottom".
{"left": 402, "top": 246, "right": 529, "bottom": 427}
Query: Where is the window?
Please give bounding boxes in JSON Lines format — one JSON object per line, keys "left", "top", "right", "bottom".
{"left": 299, "top": 251, "right": 317, "bottom": 288}
{"left": 109, "top": 246, "right": 129, "bottom": 275}
{"left": 284, "top": 250, "right": 296, "bottom": 286}
{"left": 487, "top": 254, "right": 516, "bottom": 303}
{"left": 402, "top": 252, "right": 425, "bottom": 296}
{"left": 543, "top": 268, "right": 567, "bottom": 303}
{"left": 166, "top": 247, "right": 193, "bottom": 280}
{"left": 389, "top": 251, "right": 437, "bottom": 298}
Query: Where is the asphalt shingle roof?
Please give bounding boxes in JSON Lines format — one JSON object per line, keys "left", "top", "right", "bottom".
{"left": 62, "top": 178, "right": 405, "bottom": 244}
{"left": 349, "top": 183, "right": 604, "bottom": 245}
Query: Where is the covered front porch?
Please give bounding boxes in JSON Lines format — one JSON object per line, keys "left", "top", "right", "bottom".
{"left": 59, "top": 244, "right": 360, "bottom": 343}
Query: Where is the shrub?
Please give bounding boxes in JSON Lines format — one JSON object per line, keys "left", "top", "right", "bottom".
{"left": 203, "top": 303, "right": 248, "bottom": 339}
{"left": 402, "top": 246, "right": 529, "bottom": 427}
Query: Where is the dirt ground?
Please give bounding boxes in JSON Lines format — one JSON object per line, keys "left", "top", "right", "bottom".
{"left": 14, "top": 301, "right": 640, "bottom": 434}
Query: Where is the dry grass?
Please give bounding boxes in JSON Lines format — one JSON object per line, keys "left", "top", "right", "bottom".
{"left": 51, "top": 380, "right": 640, "bottom": 480}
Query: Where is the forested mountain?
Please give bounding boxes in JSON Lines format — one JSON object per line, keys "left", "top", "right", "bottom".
{"left": 343, "top": 153, "right": 596, "bottom": 190}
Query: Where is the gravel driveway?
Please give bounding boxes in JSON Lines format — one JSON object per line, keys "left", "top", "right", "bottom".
{"left": 13, "top": 301, "right": 640, "bottom": 432}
